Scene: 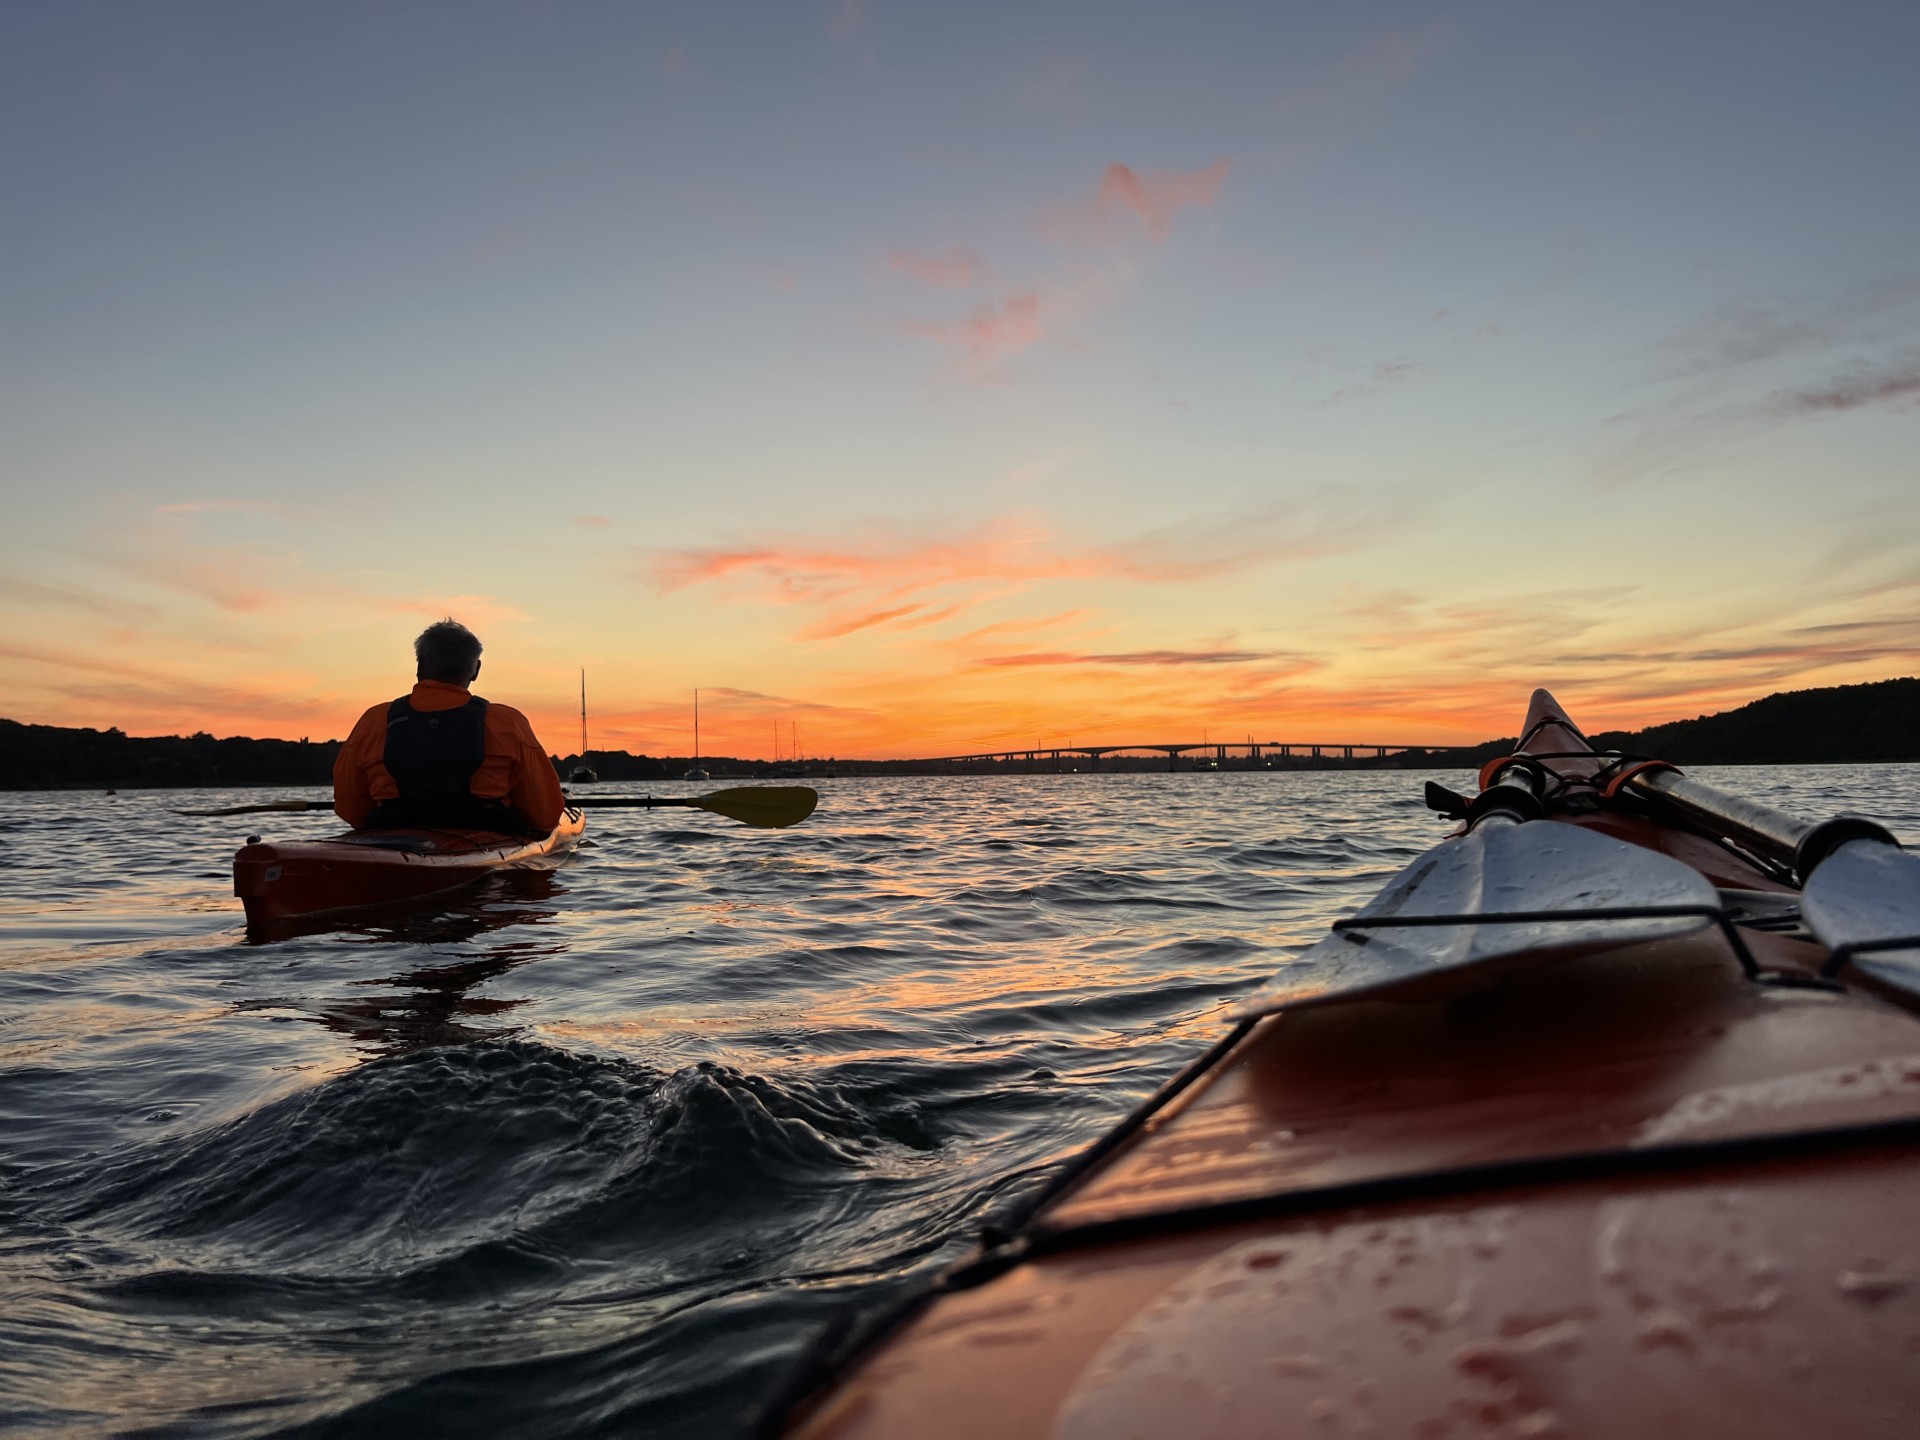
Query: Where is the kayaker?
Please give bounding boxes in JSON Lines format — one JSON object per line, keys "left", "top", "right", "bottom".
{"left": 333, "top": 619, "right": 565, "bottom": 836}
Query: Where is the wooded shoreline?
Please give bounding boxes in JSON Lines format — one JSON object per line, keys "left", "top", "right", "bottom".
{"left": 4, "top": 678, "right": 1915, "bottom": 790}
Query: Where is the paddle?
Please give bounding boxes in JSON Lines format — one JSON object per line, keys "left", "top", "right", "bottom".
{"left": 174, "top": 799, "right": 332, "bottom": 816}
{"left": 1618, "top": 769, "right": 1920, "bottom": 992}
{"left": 1235, "top": 803, "right": 1722, "bottom": 1018}
{"left": 567, "top": 786, "right": 818, "bottom": 829}
{"left": 174, "top": 785, "right": 820, "bottom": 830}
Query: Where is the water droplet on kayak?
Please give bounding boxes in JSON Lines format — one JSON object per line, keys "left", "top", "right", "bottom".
{"left": 1837, "top": 1263, "right": 1911, "bottom": 1306}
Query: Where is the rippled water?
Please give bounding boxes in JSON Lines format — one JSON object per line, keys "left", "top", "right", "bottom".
{"left": 3, "top": 767, "right": 1916, "bottom": 1437}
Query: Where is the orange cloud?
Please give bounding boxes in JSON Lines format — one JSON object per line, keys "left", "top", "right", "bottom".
{"left": 647, "top": 500, "right": 1401, "bottom": 647}
{"left": 799, "top": 599, "right": 971, "bottom": 641}
{"left": 1096, "top": 159, "right": 1230, "bottom": 240}
{"left": 654, "top": 509, "right": 1354, "bottom": 600}
{"left": 888, "top": 246, "right": 992, "bottom": 289}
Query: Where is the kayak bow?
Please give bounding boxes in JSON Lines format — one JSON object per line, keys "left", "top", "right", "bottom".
{"left": 770, "top": 689, "right": 1920, "bottom": 1440}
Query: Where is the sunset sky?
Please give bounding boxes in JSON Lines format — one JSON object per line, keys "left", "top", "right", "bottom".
{"left": 4, "top": 2, "right": 1917, "bottom": 758}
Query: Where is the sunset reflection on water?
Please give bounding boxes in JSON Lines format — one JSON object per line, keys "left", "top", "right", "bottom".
{"left": 2, "top": 768, "right": 1915, "bottom": 1435}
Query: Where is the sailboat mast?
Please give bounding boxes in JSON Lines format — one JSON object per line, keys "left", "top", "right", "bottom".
{"left": 693, "top": 688, "right": 700, "bottom": 767}
{"left": 579, "top": 669, "right": 588, "bottom": 758}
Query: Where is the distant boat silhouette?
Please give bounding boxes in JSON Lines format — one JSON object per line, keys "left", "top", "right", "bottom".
{"left": 767, "top": 715, "right": 802, "bottom": 777}
{"left": 684, "top": 687, "right": 709, "bottom": 781}
{"left": 569, "top": 669, "right": 598, "bottom": 783}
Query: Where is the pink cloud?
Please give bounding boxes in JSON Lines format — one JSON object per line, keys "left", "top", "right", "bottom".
{"left": 1096, "top": 159, "right": 1230, "bottom": 239}
{"left": 904, "top": 290, "right": 1043, "bottom": 364}
{"left": 652, "top": 504, "right": 1390, "bottom": 601}
{"left": 979, "top": 648, "right": 1298, "bottom": 668}
{"left": 888, "top": 246, "right": 992, "bottom": 289}
{"left": 648, "top": 517, "right": 1091, "bottom": 600}
{"left": 644, "top": 498, "right": 1399, "bottom": 644}
{"left": 573, "top": 515, "right": 612, "bottom": 529}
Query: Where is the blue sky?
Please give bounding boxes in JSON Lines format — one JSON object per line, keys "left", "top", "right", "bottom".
{"left": 3, "top": 1, "right": 1917, "bottom": 754}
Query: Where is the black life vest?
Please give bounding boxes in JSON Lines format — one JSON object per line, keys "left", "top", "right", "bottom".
{"left": 361, "top": 695, "right": 541, "bottom": 836}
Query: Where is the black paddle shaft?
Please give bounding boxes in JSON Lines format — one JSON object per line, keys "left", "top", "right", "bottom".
{"left": 1627, "top": 769, "right": 1896, "bottom": 884}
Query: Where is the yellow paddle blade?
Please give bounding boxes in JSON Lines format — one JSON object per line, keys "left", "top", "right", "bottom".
{"left": 692, "top": 785, "right": 818, "bottom": 829}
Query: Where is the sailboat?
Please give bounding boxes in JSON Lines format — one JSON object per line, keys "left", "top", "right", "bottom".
{"left": 683, "top": 688, "right": 709, "bottom": 781}
{"left": 568, "top": 670, "right": 598, "bottom": 783}
{"left": 767, "top": 716, "right": 804, "bottom": 778}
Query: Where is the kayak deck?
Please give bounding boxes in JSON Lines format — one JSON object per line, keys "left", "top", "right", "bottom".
{"left": 774, "top": 693, "right": 1920, "bottom": 1439}
{"left": 233, "top": 809, "right": 585, "bottom": 925}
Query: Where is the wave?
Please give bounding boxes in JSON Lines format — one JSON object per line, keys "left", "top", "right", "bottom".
{"left": 44, "top": 1040, "right": 941, "bottom": 1282}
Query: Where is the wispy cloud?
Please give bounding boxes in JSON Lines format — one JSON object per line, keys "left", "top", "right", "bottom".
{"left": 1650, "top": 278, "right": 1920, "bottom": 380}
{"left": 1095, "top": 159, "right": 1230, "bottom": 240}
{"left": 152, "top": 498, "right": 274, "bottom": 516}
{"left": 1598, "top": 277, "right": 1920, "bottom": 483}
{"left": 644, "top": 495, "right": 1403, "bottom": 646}
{"left": 800, "top": 599, "right": 970, "bottom": 641}
{"left": 1041, "top": 158, "right": 1230, "bottom": 247}
{"left": 979, "top": 647, "right": 1301, "bottom": 668}
{"left": 903, "top": 290, "right": 1043, "bottom": 363}
{"left": 1311, "top": 571, "right": 1920, "bottom": 739}
{"left": 98, "top": 542, "right": 529, "bottom": 630}
{"left": 1768, "top": 361, "right": 1920, "bottom": 416}
{"left": 830, "top": 0, "right": 864, "bottom": 42}
{"left": 1320, "top": 357, "right": 1422, "bottom": 406}
{"left": 0, "top": 576, "right": 156, "bottom": 624}
{"left": 885, "top": 158, "right": 1225, "bottom": 377}
{"left": 887, "top": 246, "right": 992, "bottom": 289}
{"left": 0, "top": 641, "right": 347, "bottom": 737}
{"left": 651, "top": 499, "right": 1391, "bottom": 599}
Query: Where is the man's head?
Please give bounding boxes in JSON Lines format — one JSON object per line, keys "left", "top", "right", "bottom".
{"left": 414, "top": 619, "right": 483, "bottom": 684}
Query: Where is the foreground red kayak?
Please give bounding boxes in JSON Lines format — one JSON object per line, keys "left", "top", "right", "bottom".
{"left": 233, "top": 809, "right": 585, "bottom": 925}
{"left": 770, "top": 690, "right": 1920, "bottom": 1439}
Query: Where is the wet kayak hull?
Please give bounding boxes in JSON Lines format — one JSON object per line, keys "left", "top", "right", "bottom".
{"left": 774, "top": 692, "right": 1920, "bottom": 1439}
{"left": 233, "top": 810, "right": 585, "bottom": 925}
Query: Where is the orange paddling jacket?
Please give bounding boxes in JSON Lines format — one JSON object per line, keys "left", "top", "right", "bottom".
{"left": 333, "top": 680, "right": 565, "bottom": 833}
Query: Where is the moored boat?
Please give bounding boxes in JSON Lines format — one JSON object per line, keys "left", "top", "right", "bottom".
{"left": 769, "top": 689, "right": 1920, "bottom": 1438}
{"left": 233, "top": 809, "right": 585, "bottom": 926}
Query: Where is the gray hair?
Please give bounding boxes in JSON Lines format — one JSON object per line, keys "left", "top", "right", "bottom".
{"left": 414, "top": 619, "right": 483, "bottom": 683}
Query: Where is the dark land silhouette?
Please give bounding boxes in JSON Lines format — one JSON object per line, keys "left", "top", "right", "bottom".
{"left": 3, "top": 677, "right": 1915, "bottom": 789}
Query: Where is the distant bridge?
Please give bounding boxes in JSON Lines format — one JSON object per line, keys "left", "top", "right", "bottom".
{"left": 919, "top": 741, "right": 1450, "bottom": 772}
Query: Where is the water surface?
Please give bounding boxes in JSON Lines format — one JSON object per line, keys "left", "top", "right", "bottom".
{"left": 2, "top": 767, "right": 1915, "bottom": 1436}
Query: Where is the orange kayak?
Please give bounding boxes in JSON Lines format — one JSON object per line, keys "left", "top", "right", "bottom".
{"left": 233, "top": 809, "right": 585, "bottom": 926}
{"left": 773, "top": 691, "right": 1920, "bottom": 1439}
